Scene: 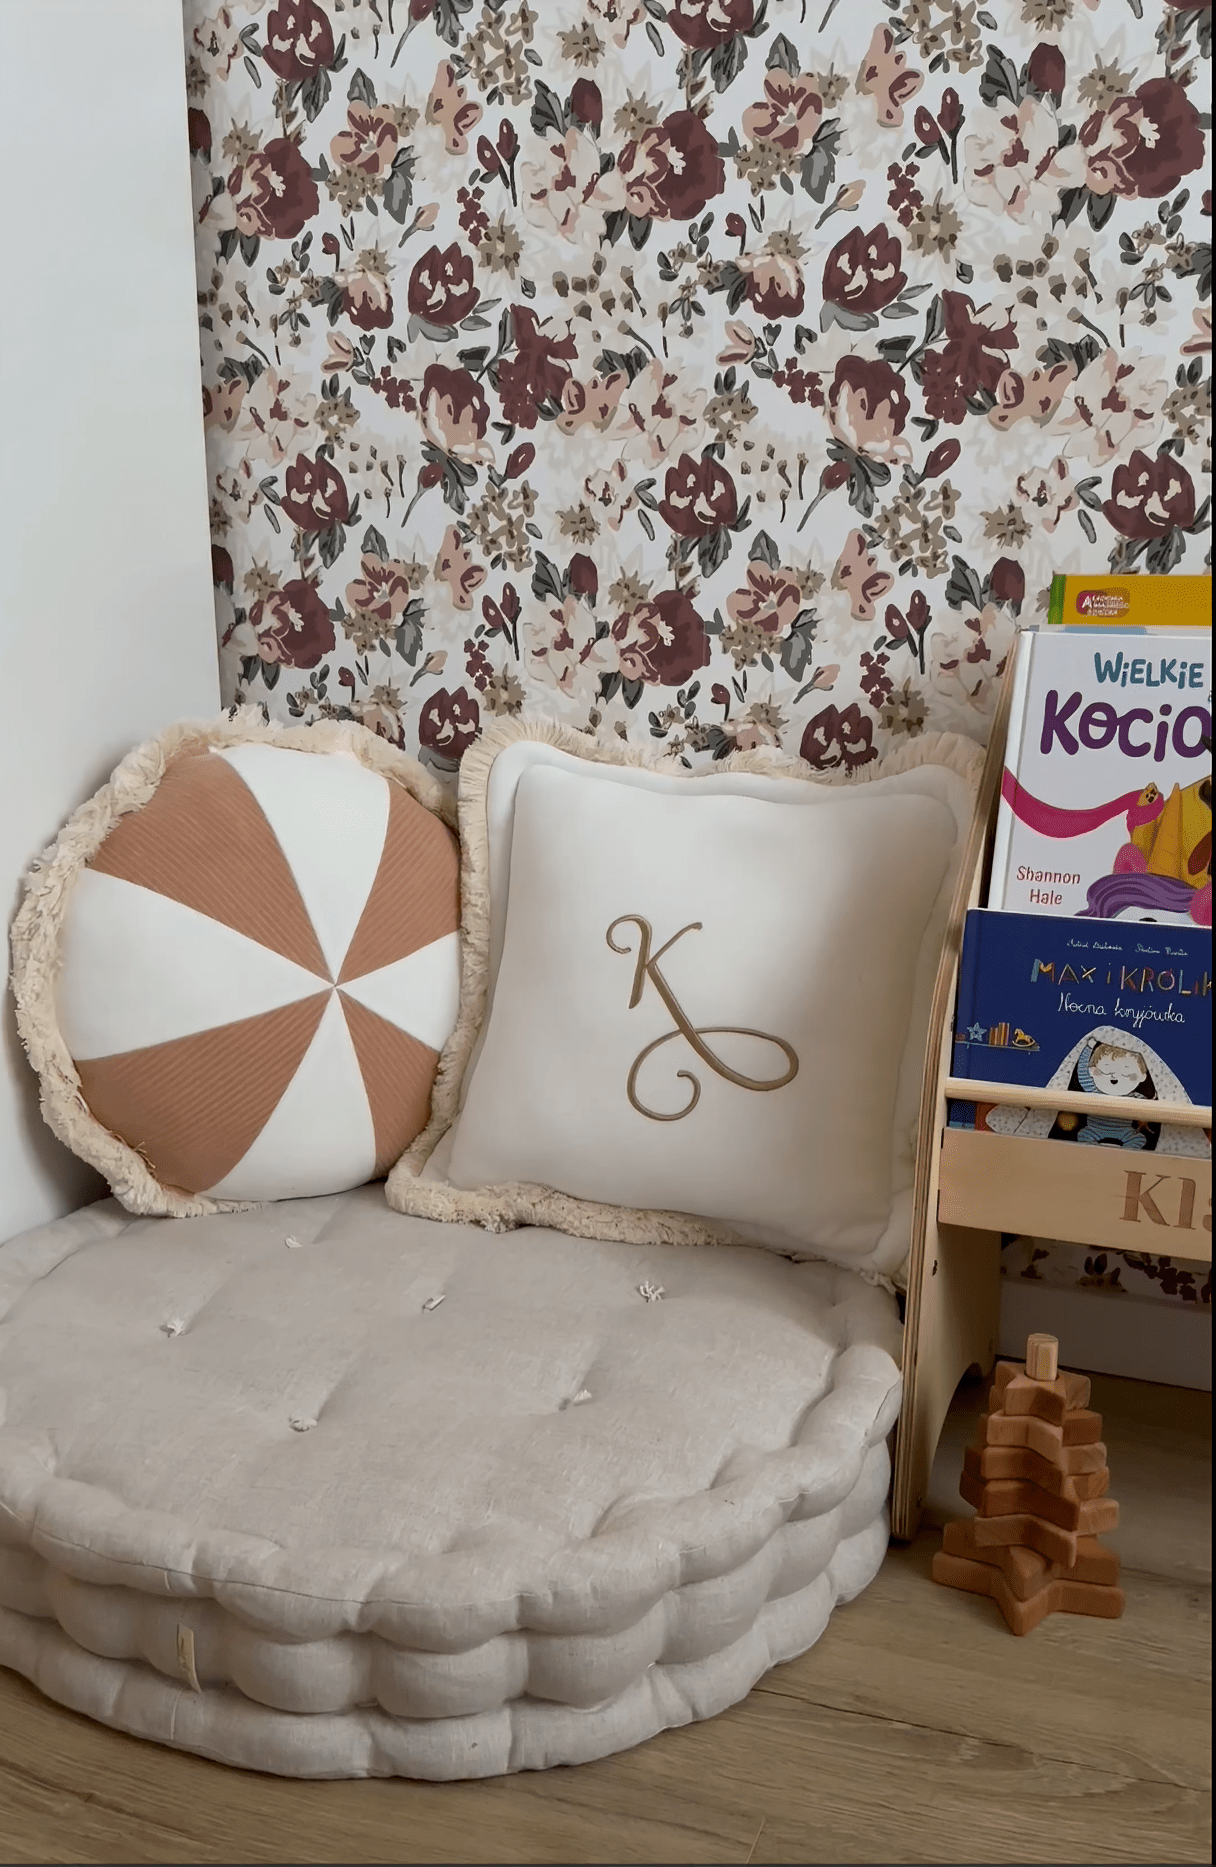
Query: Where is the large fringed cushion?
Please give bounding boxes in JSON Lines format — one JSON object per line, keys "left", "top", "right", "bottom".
{"left": 386, "top": 719, "right": 983, "bottom": 1284}
{"left": 10, "top": 715, "right": 461, "bottom": 1215}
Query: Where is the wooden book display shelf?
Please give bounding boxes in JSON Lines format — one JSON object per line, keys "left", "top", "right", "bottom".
{"left": 891, "top": 643, "right": 1212, "bottom": 1540}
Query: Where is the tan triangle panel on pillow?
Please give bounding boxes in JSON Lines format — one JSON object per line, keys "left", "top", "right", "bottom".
{"left": 339, "top": 783, "right": 460, "bottom": 985}
{"left": 340, "top": 994, "right": 441, "bottom": 1178}
{"left": 76, "top": 995, "right": 330, "bottom": 1196}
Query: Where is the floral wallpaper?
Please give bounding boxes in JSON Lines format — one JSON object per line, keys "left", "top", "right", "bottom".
{"left": 184, "top": 0, "right": 1211, "bottom": 1303}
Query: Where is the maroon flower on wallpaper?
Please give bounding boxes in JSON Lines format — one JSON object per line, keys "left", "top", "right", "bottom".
{"left": 280, "top": 453, "right": 351, "bottom": 531}
{"left": 187, "top": 108, "right": 212, "bottom": 161}
{"left": 341, "top": 269, "right": 393, "bottom": 330}
{"left": 619, "top": 112, "right": 725, "bottom": 221}
{"left": 229, "top": 138, "right": 319, "bottom": 241}
{"left": 496, "top": 307, "right": 578, "bottom": 427}
{"left": 611, "top": 590, "right": 711, "bottom": 686}
{"left": 262, "top": 0, "right": 337, "bottom": 82}
{"left": 567, "top": 553, "right": 599, "bottom": 599}
{"left": 799, "top": 703, "right": 878, "bottom": 773}
{"left": 668, "top": 0, "right": 754, "bottom": 47}
{"left": 920, "top": 291, "right": 1018, "bottom": 425}
{"left": 659, "top": 453, "right": 739, "bottom": 537}
{"left": 252, "top": 580, "right": 336, "bottom": 668}
{"left": 1027, "top": 43, "right": 1066, "bottom": 104}
{"left": 570, "top": 80, "right": 603, "bottom": 129}
{"left": 827, "top": 357, "right": 911, "bottom": 460}
{"left": 211, "top": 544, "right": 234, "bottom": 591}
{"left": 1081, "top": 79, "right": 1206, "bottom": 200}
{"left": 420, "top": 364, "right": 490, "bottom": 457}
{"left": 418, "top": 685, "right": 481, "bottom": 761}
{"left": 1103, "top": 450, "right": 1197, "bottom": 538}
{"left": 989, "top": 557, "right": 1025, "bottom": 608}
{"left": 741, "top": 74, "right": 823, "bottom": 153}
{"left": 407, "top": 244, "right": 480, "bottom": 326}
{"left": 739, "top": 248, "right": 805, "bottom": 319}
{"left": 822, "top": 226, "right": 907, "bottom": 316}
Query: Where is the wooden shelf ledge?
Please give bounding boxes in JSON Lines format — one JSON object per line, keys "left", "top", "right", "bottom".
{"left": 938, "top": 1128, "right": 1212, "bottom": 1262}
{"left": 943, "top": 1076, "right": 1213, "bottom": 1128}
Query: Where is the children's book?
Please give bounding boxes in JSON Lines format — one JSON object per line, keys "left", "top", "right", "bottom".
{"left": 987, "top": 629, "right": 1212, "bottom": 922}
{"left": 1047, "top": 574, "right": 1212, "bottom": 631}
{"left": 949, "top": 909, "right": 1211, "bottom": 1158}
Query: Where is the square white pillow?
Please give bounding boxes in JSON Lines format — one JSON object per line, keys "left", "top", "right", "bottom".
{"left": 386, "top": 721, "right": 981, "bottom": 1282}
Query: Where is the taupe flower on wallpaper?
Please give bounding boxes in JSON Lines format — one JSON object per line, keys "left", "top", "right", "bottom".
{"left": 186, "top": 0, "right": 1210, "bottom": 780}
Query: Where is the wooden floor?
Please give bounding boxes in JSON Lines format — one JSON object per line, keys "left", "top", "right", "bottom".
{"left": 1, "top": 1372, "right": 1209, "bottom": 1866}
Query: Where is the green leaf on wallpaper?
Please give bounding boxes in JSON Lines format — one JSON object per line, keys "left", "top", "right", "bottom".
{"left": 348, "top": 68, "right": 377, "bottom": 107}
{"left": 800, "top": 122, "right": 841, "bottom": 204}
{"left": 766, "top": 33, "right": 799, "bottom": 75}
{"left": 531, "top": 81, "right": 569, "bottom": 140}
{"left": 710, "top": 34, "right": 749, "bottom": 93}
{"left": 821, "top": 301, "right": 878, "bottom": 334}
{"left": 621, "top": 678, "right": 645, "bottom": 710}
{"left": 261, "top": 661, "right": 281, "bottom": 691}
{"left": 748, "top": 530, "right": 780, "bottom": 569}
{"left": 945, "top": 555, "right": 984, "bottom": 613}
{"left": 299, "top": 69, "right": 332, "bottom": 122}
{"left": 780, "top": 621, "right": 817, "bottom": 683}
{"left": 362, "top": 525, "right": 390, "bottom": 560}
{"left": 978, "top": 46, "right": 1022, "bottom": 109}
{"left": 316, "top": 524, "right": 347, "bottom": 569}
{"left": 383, "top": 149, "right": 416, "bottom": 223}
{"left": 395, "top": 607, "right": 425, "bottom": 665}
{"left": 433, "top": 0, "right": 473, "bottom": 48}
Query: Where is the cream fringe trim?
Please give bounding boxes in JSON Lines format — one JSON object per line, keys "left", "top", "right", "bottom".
{"left": 9, "top": 710, "right": 454, "bottom": 1220}
{"left": 386, "top": 716, "right": 983, "bottom": 1286}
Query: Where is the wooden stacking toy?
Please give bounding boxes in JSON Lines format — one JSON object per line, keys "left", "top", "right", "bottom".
{"left": 932, "top": 1334, "right": 1126, "bottom": 1635}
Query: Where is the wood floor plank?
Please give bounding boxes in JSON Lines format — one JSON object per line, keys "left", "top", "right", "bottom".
{"left": 753, "top": 1536, "right": 1211, "bottom": 1791}
{"left": 0, "top": 1670, "right": 759, "bottom": 1866}
{"left": 687, "top": 1690, "right": 1211, "bottom": 1866}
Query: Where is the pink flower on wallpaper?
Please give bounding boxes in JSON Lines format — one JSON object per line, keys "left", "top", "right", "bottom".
{"left": 741, "top": 73, "right": 823, "bottom": 152}
{"left": 832, "top": 531, "right": 894, "bottom": 622}
{"left": 433, "top": 527, "right": 487, "bottom": 610}
{"left": 345, "top": 554, "right": 415, "bottom": 625}
{"left": 426, "top": 60, "right": 483, "bottom": 157}
{"left": 556, "top": 373, "right": 628, "bottom": 435}
{"left": 613, "top": 360, "right": 704, "bottom": 464}
{"left": 1014, "top": 458, "right": 1078, "bottom": 533}
{"left": 987, "top": 362, "right": 1076, "bottom": 433}
{"left": 530, "top": 595, "right": 606, "bottom": 699}
{"left": 1057, "top": 351, "right": 1166, "bottom": 464}
{"left": 725, "top": 564, "right": 803, "bottom": 636}
{"left": 619, "top": 112, "right": 726, "bottom": 221}
{"left": 330, "top": 104, "right": 400, "bottom": 178}
{"left": 338, "top": 257, "right": 394, "bottom": 330}
{"left": 856, "top": 26, "right": 924, "bottom": 131}
{"left": 583, "top": 461, "right": 636, "bottom": 529}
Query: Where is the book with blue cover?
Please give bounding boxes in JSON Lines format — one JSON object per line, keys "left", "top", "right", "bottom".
{"left": 949, "top": 909, "right": 1211, "bottom": 1158}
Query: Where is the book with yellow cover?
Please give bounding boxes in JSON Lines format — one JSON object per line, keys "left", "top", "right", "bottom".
{"left": 1047, "top": 574, "right": 1211, "bottom": 630}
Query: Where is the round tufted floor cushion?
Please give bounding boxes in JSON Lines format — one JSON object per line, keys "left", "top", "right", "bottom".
{"left": 0, "top": 1188, "right": 902, "bottom": 1780}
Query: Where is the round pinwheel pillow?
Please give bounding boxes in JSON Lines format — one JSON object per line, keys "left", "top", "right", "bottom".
{"left": 10, "top": 716, "right": 461, "bottom": 1215}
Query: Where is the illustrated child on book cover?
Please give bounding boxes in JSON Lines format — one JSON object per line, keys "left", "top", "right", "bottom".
{"left": 981, "top": 1024, "right": 1211, "bottom": 1159}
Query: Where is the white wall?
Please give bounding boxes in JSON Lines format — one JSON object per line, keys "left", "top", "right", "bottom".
{"left": 0, "top": 1, "right": 220, "bottom": 1242}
